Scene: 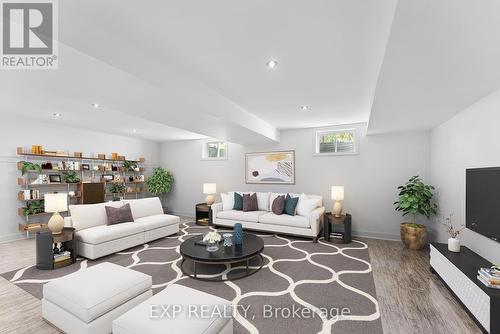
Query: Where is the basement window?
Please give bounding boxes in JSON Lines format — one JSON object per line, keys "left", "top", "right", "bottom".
{"left": 202, "top": 141, "right": 228, "bottom": 160}
{"left": 314, "top": 128, "right": 358, "bottom": 155}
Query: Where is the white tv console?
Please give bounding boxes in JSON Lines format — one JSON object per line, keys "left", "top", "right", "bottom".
{"left": 430, "top": 243, "right": 500, "bottom": 334}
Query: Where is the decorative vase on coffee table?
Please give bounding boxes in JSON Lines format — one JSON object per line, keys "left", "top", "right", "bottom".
{"left": 206, "top": 241, "right": 219, "bottom": 252}
{"left": 234, "top": 223, "right": 243, "bottom": 245}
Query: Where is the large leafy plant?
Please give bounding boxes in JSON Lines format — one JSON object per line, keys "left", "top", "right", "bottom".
{"left": 20, "top": 161, "right": 42, "bottom": 175}
{"left": 394, "top": 176, "right": 437, "bottom": 227}
{"left": 109, "top": 183, "right": 125, "bottom": 194}
{"left": 145, "top": 167, "right": 173, "bottom": 205}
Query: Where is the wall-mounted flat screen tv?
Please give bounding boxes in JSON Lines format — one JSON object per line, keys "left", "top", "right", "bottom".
{"left": 466, "top": 167, "right": 500, "bottom": 243}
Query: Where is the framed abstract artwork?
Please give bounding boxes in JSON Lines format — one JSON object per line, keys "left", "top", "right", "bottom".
{"left": 245, "top": 151, "right": 295, "bottom": 184}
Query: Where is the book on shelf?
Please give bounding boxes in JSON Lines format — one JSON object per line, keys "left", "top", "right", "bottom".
{"left": 54, "top": 255, "right": 71, "bottom": 263}
{"left": 477, "top": 267, "right": 500, "bottom": 288}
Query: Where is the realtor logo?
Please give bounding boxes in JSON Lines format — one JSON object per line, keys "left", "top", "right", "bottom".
{"left": 1, "top": 0, "right": 58, "bottom": 69}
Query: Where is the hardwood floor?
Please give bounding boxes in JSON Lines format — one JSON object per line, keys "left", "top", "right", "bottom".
{"left": 0, "top": 236, "right": 481, "bottom": 334}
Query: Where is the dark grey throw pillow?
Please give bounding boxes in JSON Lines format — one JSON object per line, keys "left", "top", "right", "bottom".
{"left": 272, "top": 195, "right": 286, "bottom": 215}
{"left": 243, "top": 193, "right": 258, "bottom": 212}
{"left": 105, "top": 203, "right": 134, "bottom": 225}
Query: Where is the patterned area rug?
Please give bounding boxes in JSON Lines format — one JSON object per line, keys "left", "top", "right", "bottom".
{"left": 2, "top": 222, "right": 382, "bottom": 334}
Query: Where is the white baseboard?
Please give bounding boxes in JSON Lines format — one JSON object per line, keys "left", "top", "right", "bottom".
{"left": 352, "top": 229, "right": 401, "bottom": 241}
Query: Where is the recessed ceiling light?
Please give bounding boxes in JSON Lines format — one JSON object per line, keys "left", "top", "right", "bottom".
{"left": 91, "top": 103, "right": 100, "bottom": 108}
{"left": 300, "top": 105, "right": 310, "bottom": 111}
{"left": 266, "top": 59, "right": 278, "bottom": 69}
{"left": 52, "top": 112, "right": 62, "bottom": 118}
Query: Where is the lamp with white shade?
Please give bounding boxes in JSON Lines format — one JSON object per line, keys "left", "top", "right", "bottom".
{"left": 331, "top": 186, "right": 344, "bottom": 218}
{"left": 203, "top": 183, "right": 217, "bottom": 206}
{"left": 44, "top": 193, "right": 68, "bottom": 234}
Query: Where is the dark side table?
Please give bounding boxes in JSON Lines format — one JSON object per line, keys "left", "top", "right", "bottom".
{"left": 323, "top": 213, "right": 352, "bottom": 244}
{"left": 36, "top": 227, "right": 76, "bottom": 270}
{"left": 195, "top": 203, "right": 212, "bottom": 226}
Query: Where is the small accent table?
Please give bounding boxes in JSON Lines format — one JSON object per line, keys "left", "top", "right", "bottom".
{"left": 195, "top": 203, "right": 212, "bottom": 226}
{"left": 36, "top": 227, "right": 76, "bottom": 270}
{"left": 323, "top": 213, "right": 352, "bottom": 244}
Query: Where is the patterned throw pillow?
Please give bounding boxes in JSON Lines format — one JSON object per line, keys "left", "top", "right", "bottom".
{"left": 105, "top": 203, "right": 134, "bottom": 225}
{"left": 272, "top": 195, "right": 286, "bottom": 215}
{"left": 284, "top": 194, "right": 299, "bottom": 216}
{"left": 233, "top": 192, "right": 243, "bottom": 210}
{"left": 243, "top": 193, "right": 259, "bottom": 212}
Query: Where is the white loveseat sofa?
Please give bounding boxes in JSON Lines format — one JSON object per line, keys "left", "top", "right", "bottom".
{"left": 212, "top": 192, "right": 325, "bottom": 242}
{"left": 64, "top": 197, "right": 180, "bottom": 259}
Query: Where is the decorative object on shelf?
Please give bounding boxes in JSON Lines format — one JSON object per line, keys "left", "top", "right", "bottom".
{"left": 234, "top": 223, "right": 243, "bottom": 246}
{"left": 203, "top": 183, "right": 216, "bottom": 206}
{"left": 331, "top": 186, "right": 344, "bottom": 217}
{"left": 19, "top": 161, "right": 42, "bottom": 175}
{"left": 394, "top": 176, "right": 437, "bottom": 250}
{"left": 114, "top": 174, "right": 122, "bottom": 182}
{"left": 48, "top": 174, "right": 62, "bottom": 183}
{"left": 439, "top": 214, "right": 465, "bottom": 252}
{"left": 44, "top": 193, "right": 68, "bottom": 234}
{"left": 22, "top": 199, "right": 45, "bottom": 216}
{"left": 123, "top": 160, "right": 138, "bottom": 172}
{"left": 31, "top": 145, "right": 43, "bottom": 154}
{"left": 223, "top": 233, "right": 233, "bottom": 247}
{"left": 145, "top": 167, "right": 174, "bottom": 208}
{"left": 203, "top": 231, "right": 221, "bottom": 252}
{"left": 68, "top": 191, "right": 76, "bottom": 197}
{"left": 111, "top": 152, "right": 119, "bottom": 160}
{"left": 245, "top": 150, "right": 295, "bottom": 184}
{"left": 97, "top": 153, "right": 105, "bottom": 159}
{"left": 102, "top": 174, "right": 114, "bottom": 182}
{"left": 41, "top": 161, "right": 53, "bottom": 170}
{"left": 74, "top": 152, "right": 82, "bottom": 158}
{"left": 81, "top": 164, "right": 90, "bottom": 170}
{"left": 62, "top": 171, "right": 80, "bottom": 183}
{"left": 92, "top": 165, "right": 99, "bottom": 171}
{"left": 129, "top": 175, "right": 134, "bottom": 182}
{"left": 134, "top": 167, "right": 140, "bottom": 172}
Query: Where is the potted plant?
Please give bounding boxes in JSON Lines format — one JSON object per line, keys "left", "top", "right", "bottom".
{"left": 123, "top": 160, "right": 138, "bottom": 172}
{"left": 145, "top": 167, "right": 173, "bottom": 210}
{"left": 20, "top": 161, "right": 42, "bottom": 175}
{"left": 23, "top": 200, "right": 45, "bottom": 216}
{"left": 440, "top": 214, "right": 465, "bottom": 252}
{"left": 394, "top": 176, "right": 437, "bottom": 250}
{"left": 109, "top": 183, "right": 125, "bottom": 201}
{"left": 62, "top": 171, "right": 80, "bottom": 183}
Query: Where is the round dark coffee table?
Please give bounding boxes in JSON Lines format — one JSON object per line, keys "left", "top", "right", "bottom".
{"left": 180, "top": 233, "right": 264, "bottom": 281}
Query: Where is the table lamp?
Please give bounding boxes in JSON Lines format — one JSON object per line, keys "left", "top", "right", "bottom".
{"left": 203, "top": 183, "right": 217, "bottom": 206}
{"left": 44, "top": 193, "right": 68, "bottom": 234}
{"left": 331, "top": 186, "right": 344, "bottom": 218}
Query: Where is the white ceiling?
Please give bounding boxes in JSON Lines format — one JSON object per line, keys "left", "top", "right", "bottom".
{"left": 1, "top": 0, "right": 499, "bottom": 142}
{"left": 368, "top": 0, "right": 500, "bottom": 134}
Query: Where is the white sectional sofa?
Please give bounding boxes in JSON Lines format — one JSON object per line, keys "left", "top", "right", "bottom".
{"left": 212, "top": 192, "right": 325, "bottom": 242}
{"left": 64, "top": 197, "right": 180, "bottom": 259}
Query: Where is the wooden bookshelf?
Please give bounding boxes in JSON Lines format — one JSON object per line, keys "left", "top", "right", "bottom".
{"left": 17, "top": 146, "right": 147, "bottom": 236}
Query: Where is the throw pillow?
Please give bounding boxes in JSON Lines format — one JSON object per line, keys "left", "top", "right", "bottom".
{"left": 296, "top": 193, "right": 319, "bottom": 217}
{"left": 284, "top": 194, "right": 299, "bottom": 216}
{"left": 271, "top": 195, "right": 286, "bottom": 215}
{"left": 256, "top": 192, "right": 270, "bottom": 211}
{"left": 105, "top": 203, "right": 134, "bottom": 225}
{"left": 243, "top": 193, "right": 259, "bottom": 212}
{"left": 233, "top": 192, "right": 243, "bottom": 210}
{"left": 221, "top": 192, "right": 234, "bottom": 211}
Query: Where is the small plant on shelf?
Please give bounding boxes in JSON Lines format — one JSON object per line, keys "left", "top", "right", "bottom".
{"left": 20, "top": 161, "right": 42, "bottom": 175}
{"left": 23, "top": 200, "right": 45, "bottom": 216}
{"left": 109, "top": 183, "right": 125, "bottom": 201}
{"left": 62, "top": 171, "right": 80, "bottom": 183}
{"left": 123, "top": 160, "right": 138, "bottom": 172}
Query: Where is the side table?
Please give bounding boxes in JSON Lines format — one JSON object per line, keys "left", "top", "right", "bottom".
{"left": 195, "top": 203, "right": 212, "bottom": 226}
{"left": 323, "top": 213, "right": 352, "bottom": 244}
{"left": 36, "top": 227, "right": 77, "bottom": 270}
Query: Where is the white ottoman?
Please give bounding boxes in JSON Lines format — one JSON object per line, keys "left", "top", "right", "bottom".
{"left": 113, "top": 285, "right": 233, "bottom": 334}
{"left": 42, "top": 262, "right": 152, "bottom": 334}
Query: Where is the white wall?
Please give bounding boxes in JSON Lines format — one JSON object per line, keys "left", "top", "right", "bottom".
{"left": 161, "top": 124, "right": 430, "bottom": 240}
{"left": 431, "top": 89, "right": 500, "bottom": 264}
{"left": 0, "top": 116, "right": 161, "bottom": 242}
